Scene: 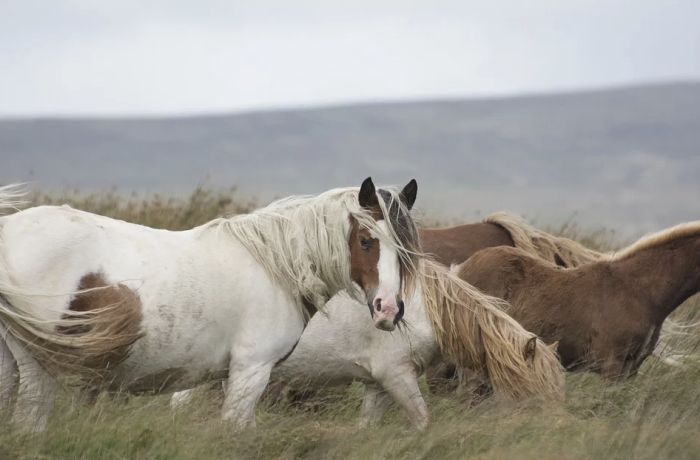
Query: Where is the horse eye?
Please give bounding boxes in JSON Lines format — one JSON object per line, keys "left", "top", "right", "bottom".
{"left": 360, "top": 238, "right": 371, "bottom": 251}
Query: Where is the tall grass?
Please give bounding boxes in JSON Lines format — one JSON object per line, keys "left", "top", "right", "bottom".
{"left": 1, "top": 189, "right": 699, "bottom": 459}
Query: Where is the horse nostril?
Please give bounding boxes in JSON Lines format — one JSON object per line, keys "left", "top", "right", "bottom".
{"left": 398, "top": 299, "right": 405, "bottom": 310}
{"left": 374, "top": 298, "right": 382, "bottom": 312}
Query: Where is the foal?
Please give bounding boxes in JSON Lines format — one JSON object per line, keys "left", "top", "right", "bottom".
{"left": 455, "top": 221, "right": 700, "bottom": 378}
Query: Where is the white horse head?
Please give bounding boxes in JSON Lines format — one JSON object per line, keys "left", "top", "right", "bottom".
{"left": 349, "top": 177, "right": 419, "bottom": 331}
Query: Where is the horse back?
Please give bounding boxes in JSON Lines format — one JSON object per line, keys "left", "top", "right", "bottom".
{"left": 0, "top": 205, "right": 193, "bottom": 317}
{"left": 420, "top": 222, "right": 514, "bottom": 265}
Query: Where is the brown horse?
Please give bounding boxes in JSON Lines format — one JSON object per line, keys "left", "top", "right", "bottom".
{"left": 421, "top": 212, "right": 603, "bottom": 267}
{"left": 422, "top": 213, "right": 605, "bottom": 393}
{"left": 454, "top": 221, "right": 700, "bottom": 379}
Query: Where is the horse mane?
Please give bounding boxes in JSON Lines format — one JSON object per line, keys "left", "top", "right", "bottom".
{"left": 203, "top": 186, "right": 420, "bottom": 319}
{"left": 419, "top": 258, "right": 564, "bottom": 401}
{"left": 484, "top": 212, "right": 604, "bottom": 267}
{"left": 609, "top": 221, "right": 700, "bottom": 261}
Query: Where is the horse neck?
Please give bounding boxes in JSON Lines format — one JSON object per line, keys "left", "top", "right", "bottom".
{"left": 611, "top": 233, "right": 700, "bottom": 322}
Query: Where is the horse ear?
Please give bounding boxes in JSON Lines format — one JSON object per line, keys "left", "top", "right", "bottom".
{"left": 400, "top": 179, "right": 418, "bottom": 210}
{"left": 549, "top": 341, "right": 560, "bottom": 353}
{"left": 524, "top": 336, "right": 537, "bottom": 363}
{"left": 358, "top": 177, "right": 378, "bottom": 209}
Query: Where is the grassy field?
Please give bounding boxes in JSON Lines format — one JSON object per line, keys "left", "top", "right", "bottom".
{"left": 1, "top": 188, "right": 699, "bottom": 460}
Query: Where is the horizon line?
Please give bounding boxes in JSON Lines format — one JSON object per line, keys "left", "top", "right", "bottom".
{"left": 1, "top": 78, "right": 698, "bottom": 122}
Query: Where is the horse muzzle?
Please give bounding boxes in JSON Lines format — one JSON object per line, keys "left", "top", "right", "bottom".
{"left": 370, "top": 296, "right": 404, "bottom": 331}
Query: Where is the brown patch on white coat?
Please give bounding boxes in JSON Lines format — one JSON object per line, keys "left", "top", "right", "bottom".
{"left": 17, "top": 271, "right": 146, "bottom": 381}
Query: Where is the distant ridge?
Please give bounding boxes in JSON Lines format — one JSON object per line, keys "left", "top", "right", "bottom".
{"left": 2, "top": 81, "right": 700, "bottom": 236}
{"left": 2, "top": 80, "right": 697, "bottom": 121}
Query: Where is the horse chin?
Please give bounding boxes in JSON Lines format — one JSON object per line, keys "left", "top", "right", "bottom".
{"left": 374, "top": 318, "right": 396, "bottom": 331}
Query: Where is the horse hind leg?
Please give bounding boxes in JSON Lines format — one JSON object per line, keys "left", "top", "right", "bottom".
{"left": 0, "top": 336, "right": 18, "bottom": 416}
{"left": 4, "top": 334, "right": 57, "bottom": 432}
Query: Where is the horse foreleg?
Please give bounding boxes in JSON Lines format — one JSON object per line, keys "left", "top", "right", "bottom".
{"left": 358, "top": 382, "right": 393, "bottom": 429}
{"left": 377, "top": 370, "right": 429, "bottom": 431}
{"left": 221, "top": 359, "right": 273, "bottom": 430}
{"left": 5, "top": 335, "right": 56, "bottom": 432}
{"left": 0, "top": 337, "right": 18, "bottom": 415}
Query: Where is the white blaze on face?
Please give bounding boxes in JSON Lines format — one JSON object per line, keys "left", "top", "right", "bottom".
{"left": 372, "top": 219, "right": 402, "bottom": 331}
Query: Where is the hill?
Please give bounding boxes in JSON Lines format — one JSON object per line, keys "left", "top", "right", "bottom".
{"left": 2, "top": 81, "right": 700, "bottom": 236}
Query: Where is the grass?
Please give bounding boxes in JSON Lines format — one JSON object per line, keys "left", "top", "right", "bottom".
{"left": 3, "top": 358, "right": 700, "bottom": 459}
{"left": 1, "top": 188, "right": 699, "bottom": 459}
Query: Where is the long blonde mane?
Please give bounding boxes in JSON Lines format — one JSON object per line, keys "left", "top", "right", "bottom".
{"left": 609, "top": 220, "right": 700, "bottom": 261}
{"left": 485, "top": 212, "right": 604, "bottom": 267}
{"left": 198, "top": 186, "right": 419, "bottom": 318}
{"left": 420, "top": 259, "right": 564, "bottom": 400}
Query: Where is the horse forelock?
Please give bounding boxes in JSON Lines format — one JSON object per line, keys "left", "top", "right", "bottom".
{"left": 374, "top": 188, "right": 421, "bottom": 296}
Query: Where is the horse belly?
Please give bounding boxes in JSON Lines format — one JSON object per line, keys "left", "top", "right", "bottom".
{"left": 115, "top": 241, "right": 305, "bottom": 392}
{"left": 113, "top": 293, "right": 233, "bottom": 390}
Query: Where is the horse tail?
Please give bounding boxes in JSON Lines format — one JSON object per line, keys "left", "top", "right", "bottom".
{"left": 0, "top": 189, "right": 143, "bottom": 380}
{"left": 484, "top": 212, "right": 604, "bottom": 268}
{"left": 421, "top": 259, "right": 564, "bottom": 401}
{"left": 0, "top": 184, "right": 28, "bottom": 215}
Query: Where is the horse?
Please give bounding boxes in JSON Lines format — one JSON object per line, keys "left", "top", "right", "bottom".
{"left": 422, "top": 212, "right": 606, "bottom": 392}
{"left": 0, "top": 177, "right": 420, "bottom": 432}
{"left": 420, "top": 212, "right": 604, "bottom": 267}
{"left": 173, "top": 258, "right": 565, "bottom": 430}
{"left": 454, "top": 220, "right": 700, "bottom": 379}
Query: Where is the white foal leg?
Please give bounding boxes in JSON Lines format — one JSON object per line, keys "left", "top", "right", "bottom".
{"left": 221, "top": 359, "right": 274, "bottom": 430}
{"left": 5, "top": 336, "right": 56, "bottom": 432}
{"left": 0, "top": 337, "right": 18, "bottom": 414}
{"left": 358, "top": 382, "right": 393, "bottom": 429}
{"left": 377, "top": 370, "right": 430, "bottom": 431}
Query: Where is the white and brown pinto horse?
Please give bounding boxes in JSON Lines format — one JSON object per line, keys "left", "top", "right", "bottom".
{"left": 0, "top": 178, "right": 420, "bottom": 431}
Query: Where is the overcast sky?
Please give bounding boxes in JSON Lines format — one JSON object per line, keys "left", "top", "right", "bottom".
{"left": 1, "top": 0, "right": 699, "bottom": 116}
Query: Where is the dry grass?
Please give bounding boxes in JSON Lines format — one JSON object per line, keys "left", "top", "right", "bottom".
{"left": 2, "top": 352, "right": 700, "bottom": 459}
{"left": 30, "top": 186, "right": 257, "bottom": 230}
{"left": 0, "top": 189, "right": 699, "bottom": 459}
